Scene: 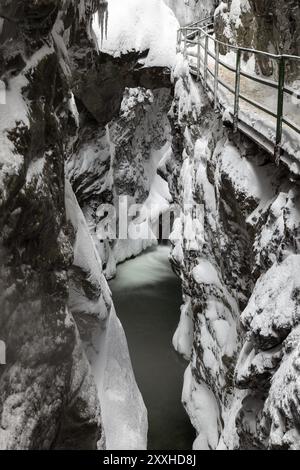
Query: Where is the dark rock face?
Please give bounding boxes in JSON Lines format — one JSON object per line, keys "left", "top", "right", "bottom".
{"left": 72, "top": 49, "right": 171, "bottom": 126}
{"left": 214, "top": 0, "right": 300, "bottom": 80}
{"left": 249, "top": 0, "right": 300, "bottom": 56}
{"left": 0, "top": 0, "right": 170, "bottom": 449}
{"left": 0, "top": 0, "right": 105, "bottom": 450}
{"left": 67, "top": 83, "right": 173, "bottom": 279}
{"left": 0, "top": 0, "right": 59, "bottom": 37}
{"left": 164, "top": 0, "right": 215, "bottom": 26}
{"left": 164, "top": 0, "right": 300, "bottom": 449}
{"left": 111, "top": 87, "right": 172, "bottom": 201}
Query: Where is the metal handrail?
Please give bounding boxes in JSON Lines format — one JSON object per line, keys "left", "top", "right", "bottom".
{"left": 177, "top": 16, "right": 300, "bottom": 163}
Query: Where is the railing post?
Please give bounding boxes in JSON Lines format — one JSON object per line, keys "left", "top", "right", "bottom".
{"left": 176, "top": 30, "right": 181, "bottom": 54}
{"left": 204, "top": 35, "right": 208, "bottom": 88}
{"left": 214, "top": 41, "right": 219, "bottom": 110}
{"left": 183, "top": 28, "right": 187, "bottom": 58}
{"left": 233, "top": 49, "right": 241, "bottom": 133}
{"left": 197, "top": 30, "right": 201, "bottom": 80}
{"left": 275, "top": 56, "right": 285, "bottom": 164}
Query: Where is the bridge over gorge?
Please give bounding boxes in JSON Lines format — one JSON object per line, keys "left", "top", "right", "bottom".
{"left": 177, "top": 16, "right": 300, "bottom": 176}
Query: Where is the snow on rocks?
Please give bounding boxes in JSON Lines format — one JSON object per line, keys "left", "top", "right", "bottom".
{"left": 253, "top": 188, "right": 300, "bottom": 270}
{"left": 65, "top": 180, "right": 148, "bottom": 450}
{"left": 192, "top": 259, "right": 222, "bottom": 287}
{"left": 0, "top": 73, "right": 27, "bottom": 202}
{"left": 227, "top": 0, "right": 251, "bottom": 29}
{"left": 241, "top": 255, "right": 300, "bottom": 348}
{"left": 166, "top": 63, "right": 244, "bottom": 449}
{"left": 259, "top": 325, "right": 300, "bottom": 449}
{"left": 217, "top": 141, "right": 276, "bottom": 208}
{"left": 235, "top": 339, "right": 282, "bottom": 390}
{"left": 92, "top": 0, "right": 179, "bottom": 67}
{"left": 97, "top": 305, "right": 148, "bottom": 450}
{"left": 0, "top": 45, "right": 53, "bottom": 205}
{"left": 182, "top": 365, "right": 220, "bottom": 450}
{"left": 168, "top": 33, "right": 300, "bottom": 449}
{"left": 172, "top": 297, "right": 193, "bottom": 360}
{"left": 163, "top": 0, "right": 214, "bottom": 26}
{"left": 0, "top": 0, "right": 149, "bottom": 450}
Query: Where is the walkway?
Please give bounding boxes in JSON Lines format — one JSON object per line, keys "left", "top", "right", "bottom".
{"left": 177, "top": 16, "right": 300, "bottom": 174}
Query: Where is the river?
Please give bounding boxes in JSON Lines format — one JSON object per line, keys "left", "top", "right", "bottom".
{"left": 109, "top": 245, "right": 195, "bottom": 450}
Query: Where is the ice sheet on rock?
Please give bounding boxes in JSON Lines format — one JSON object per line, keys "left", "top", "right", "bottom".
{"left": 205, "top": 300, "right": 237, "bottom": 358}
{"left": 171, "top": 239, "right": 184, "bottom": 265}
{"left": 168, "top": 144, "right": 206, "bottom": 250}
{"left": 194, "top": 299, "right": 238, "bottom": 401}
{"left": 92, "top": 0, "right": 179, "bottom": 67}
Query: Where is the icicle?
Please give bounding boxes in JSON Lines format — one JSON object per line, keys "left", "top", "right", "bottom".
{"left": 98, "top": 0, "right": 108, "bottom": 46}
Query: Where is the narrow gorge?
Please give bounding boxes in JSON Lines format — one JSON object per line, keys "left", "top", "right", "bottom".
{"left": 0, "top": 0, "right": 300, "bottom": 452}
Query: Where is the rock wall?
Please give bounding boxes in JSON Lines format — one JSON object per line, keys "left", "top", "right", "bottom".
{"left": 1, "top": 0, "right": 299, "bottom": 451}
{"left": 215, "top": 0, "right": 300, "bottom": 79}
{"left": 0, "top": 0, "right": 104, "bottom": 450}
{"left": 67, "top": 73, "right": 173, "bottom": 279}
{"left": 0, "top": 0, "right": 147, "bottom": 450}
{"left": 163, "top": 0, "right": 215, "bottom": 26}
{"left": 164, "top": 57, "right": 300, "bottom": 450}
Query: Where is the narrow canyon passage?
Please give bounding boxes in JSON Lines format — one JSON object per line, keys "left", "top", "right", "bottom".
{"left": 109, "top": 246, "right": 195, "bottom": 450}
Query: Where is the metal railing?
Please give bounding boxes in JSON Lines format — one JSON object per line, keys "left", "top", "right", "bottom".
{"left": 177, "top": 16, "right": 300, "bottom": 163}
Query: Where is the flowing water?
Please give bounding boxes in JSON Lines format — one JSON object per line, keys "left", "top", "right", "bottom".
{"left": 109, "top": 245, "right": 195, "bottom": 450}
